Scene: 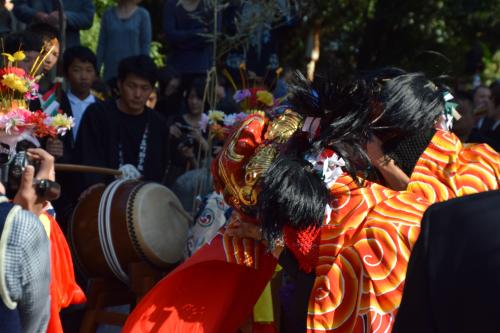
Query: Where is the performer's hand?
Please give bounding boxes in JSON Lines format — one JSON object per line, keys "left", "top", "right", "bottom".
{"left": 27, "top": 148, "right": 56, "bottom": 182}
{"left": 366, "top": 136, "right": 409, "bottom": 190}
{"left": 366, "top": 135, "right": 388, "bottom": 168}
{"left": 271, "top": 245, "right": 284, "bottom": 259}
{"left": 226, "top": 213, "right": 262, "bottom": 240}
{"left": 45, "top": 138, "right": 64, "bottom": 159}
{"left": 13, "top": 165, "right": 45, "bottom": 216}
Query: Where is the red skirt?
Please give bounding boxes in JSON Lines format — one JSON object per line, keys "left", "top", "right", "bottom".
{"left": 123, "top": 233, "right": 277, "bottom": 333}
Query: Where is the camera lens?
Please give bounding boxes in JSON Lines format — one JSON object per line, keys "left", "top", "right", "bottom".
{"left": 0, "top": 153, "right": 10, "bottom": 165}
{"left": 35, "top": 179, "right": 61, "bottom": 201}
{"left": 0, "top": 143, "right": 11, "bottom": 165}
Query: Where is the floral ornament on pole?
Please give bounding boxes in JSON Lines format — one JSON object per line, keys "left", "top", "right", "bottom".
{"left": 0, "top": 50, "right": 73, "bottom": 152}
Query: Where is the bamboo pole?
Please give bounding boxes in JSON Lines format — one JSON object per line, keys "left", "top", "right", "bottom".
{"left": 55, "top": 164, "right": 122, "bottom": 176}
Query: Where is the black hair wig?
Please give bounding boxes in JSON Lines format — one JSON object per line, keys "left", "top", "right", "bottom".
{"left": 311, "top": 69, "right": 444, "bottom": 177}
{"left": 286, "top": 71, "right": 376, "bottom": 178}
{"left": 63, "top": 46, "right": 98, "bottom": 75}
{"left": 370, "top": 72, "right": 444, "bottom": 143}
{"left": 118, "top": 55, "right": 157, "bottom": 86}
{"left": 256, "top": 73, "right": 345, "bottom": 246}
{"left": 257, "top": 69, "right": 447, "bottom": 246}
{"left": 258, "top": 151, "right": 330, "bottom": 249}
{"left": 257, "top": 72, "right": 373, "bottom": 246}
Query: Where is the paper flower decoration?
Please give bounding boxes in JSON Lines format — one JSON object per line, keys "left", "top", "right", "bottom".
{"left": 0, "top": 49, "right": 74, "bottom": 151}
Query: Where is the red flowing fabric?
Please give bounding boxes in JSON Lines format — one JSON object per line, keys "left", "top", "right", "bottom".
{"left": 45, "top": 213, "right": 86, "bottom": 333}
{"left": 253, "top": 323, "right": 278, "bottom": 333}
{"left": 123, "top": 233, "right": 277, "bottom": 333}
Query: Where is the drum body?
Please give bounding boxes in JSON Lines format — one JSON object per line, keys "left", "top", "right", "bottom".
{"left": 70, "top": 180, "right": 190, "bottom": 284}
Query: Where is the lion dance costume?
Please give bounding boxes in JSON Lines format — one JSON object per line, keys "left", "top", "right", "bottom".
{"left": 124, "top": 70, "right": 500, "bottom": 333}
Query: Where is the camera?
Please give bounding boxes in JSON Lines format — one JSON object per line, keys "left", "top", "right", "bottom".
{"left": 178, "top": 124, "right": 196, "bottom": 148}
{"left": 0, "top": 142, "right": 60, "bottom": 200}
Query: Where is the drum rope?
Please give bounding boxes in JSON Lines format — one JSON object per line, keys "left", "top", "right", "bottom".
{"left": 98, "top": 180, "right": 123, "bottom": 281}
{"left": 98, "top": 179, "right": 130, "bottom": 283}
{"left": 125, "top": 182, "right": 153, "bottom": 266}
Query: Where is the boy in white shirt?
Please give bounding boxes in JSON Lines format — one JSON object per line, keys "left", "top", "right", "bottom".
{"left": 49, "top": 46, "right": 98, "bottom": 229}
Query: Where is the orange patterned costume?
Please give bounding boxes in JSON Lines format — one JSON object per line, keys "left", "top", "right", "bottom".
{"left": 125, "top": 107, "right": 500, "bottom": 333}
{"left": 285, "top": 174, "right": 428, "bottom": 333}
{"left": 301, "top": 130, "right": 500, "bottom": 332}
{"left": 408, "top": 129, "right": 500, "bottom": 202}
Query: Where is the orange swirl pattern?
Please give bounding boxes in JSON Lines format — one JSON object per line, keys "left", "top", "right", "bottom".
{"left": 408, "top": 130, "right": 500, "bottom": 202}
{"left": 306, "top": 176, "right": 428, "bottom": 333}
{"left": 306, "top": 131, "right": 500, "bottom": 332}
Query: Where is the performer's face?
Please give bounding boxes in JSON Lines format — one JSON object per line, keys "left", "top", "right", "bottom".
{"left": 118, "top": 74, "right": 153, "bottom": 114}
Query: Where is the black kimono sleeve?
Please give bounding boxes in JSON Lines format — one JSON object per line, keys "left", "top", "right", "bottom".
{"left": 73, "top": 102, "right": 113, "bottom": 191}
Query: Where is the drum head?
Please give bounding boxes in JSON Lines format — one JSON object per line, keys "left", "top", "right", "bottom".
{"left": 128, "top": 183, "right": 190, "bottom": 266}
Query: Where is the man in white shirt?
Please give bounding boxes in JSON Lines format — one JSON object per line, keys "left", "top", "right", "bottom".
{"left": 67, "top": 88, "right": 95, "bottom": 141}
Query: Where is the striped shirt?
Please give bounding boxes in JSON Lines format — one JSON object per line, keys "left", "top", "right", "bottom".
{"left": 0, "top": 202, "right": 50, "bottom": 333}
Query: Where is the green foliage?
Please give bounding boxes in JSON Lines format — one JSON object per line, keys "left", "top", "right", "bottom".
{"left": 483, "top": 50, "right": 500, "bottom": 85}
{"left": 85, "top": 0, "right": 500, "bottom": 82}
{"left": 150, "top": 41, "right": 165, "bottom": 68}
{"left": 80, "top": 15, "right": 101, "bottom": 53}
{"left": 281, "top": 0, "right": 500, "bottom": 81}
{"left": 94, "top": 0, "right": 115, "bottom": 16}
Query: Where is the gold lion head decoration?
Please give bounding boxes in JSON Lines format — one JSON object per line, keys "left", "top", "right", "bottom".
{"left": 212, "top": 109, "right": 303, "bottom": 218}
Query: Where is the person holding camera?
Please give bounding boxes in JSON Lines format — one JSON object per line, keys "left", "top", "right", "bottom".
{"left": 165, "top": 78, "right": 209, "bottom": 187}
{"left": 0, "top": 148, "right": 56, "bottom": 333}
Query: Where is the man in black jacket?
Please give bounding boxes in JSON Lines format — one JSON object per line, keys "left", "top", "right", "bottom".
{"left": 74, "top": 55, "right": 169, "bottom": 191}
{"left": 394, "top": 190, "right": 500, "bottom": 333}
